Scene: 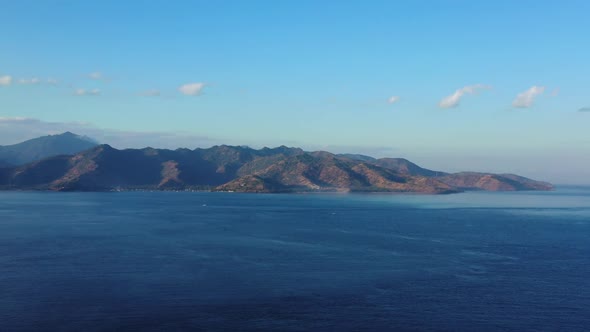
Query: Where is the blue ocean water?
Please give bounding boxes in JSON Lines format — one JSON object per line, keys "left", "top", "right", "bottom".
{"left": 1, "top": 187, "right": 589, "bottom": 331}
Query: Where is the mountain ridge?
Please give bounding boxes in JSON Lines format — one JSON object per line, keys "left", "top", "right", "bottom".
{"left": 0, "top": 134, "right": 554, "bottom": 194}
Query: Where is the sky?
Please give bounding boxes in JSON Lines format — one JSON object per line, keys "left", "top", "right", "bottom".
{"left": 1, "top": 0, "right": 589, "bottom": 184}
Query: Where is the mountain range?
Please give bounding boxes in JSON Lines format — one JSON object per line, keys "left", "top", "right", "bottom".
{"left": 0, "top": 133, "right": 553, "bottom": 193}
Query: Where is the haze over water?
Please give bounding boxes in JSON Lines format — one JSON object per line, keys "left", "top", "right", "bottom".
{"left": 1, "top": 187, "right": 589, "bottom": 331}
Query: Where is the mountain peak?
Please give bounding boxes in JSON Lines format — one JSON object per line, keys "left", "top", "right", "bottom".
{"left": 0, "top": 132, "right": 100, "bottom": 166}
{"left": 58, "top": 132, "right": 98, "bottom": 144}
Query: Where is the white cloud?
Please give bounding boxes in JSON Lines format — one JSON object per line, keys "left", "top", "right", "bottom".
{"left": 16, "top": 77, "right": 59, "bottom": 85}
{"left": 387, "top": 96, "right": 400, "bottom": 104}
{"left": 140, "top": 89, "right": 161, "bottom": 97}
{"left": 512, "top": 86, "right": 545, "bottom": 108}
{"left": 178, "top": 82, "right": 205, "bottom": 96}
{"left": 0, "top": 75, "right": 13, "bottom": 86}
{"left": 0, "top": 117, "right": 31, "bottom": 122}
{"left": 88, "top": 72, "right": 103, "bottom": 80}
{"left": 74, "top": 88, "right": 101, "bottom": 96}
{"left": 18, "top": 77, "right": 41, "bottom": 85}
{"left": 438, "top": 84, "right": 490, "bottom": 108}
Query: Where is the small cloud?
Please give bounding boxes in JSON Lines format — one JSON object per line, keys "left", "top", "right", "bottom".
{"left": 0, "top": 75, "right": 13, "bottom": 86}
{"left": 579, "top": 107, "right": 590, "bottom": 112}
{"left": 0, "top": 116, "right": 33, "bottom": 122}
{"left": 139, "top": 89, "right": 161, "bottom": 97}
{"left": 550, "top": 88, "right": 560, "bottom": 97}
{"left": 438, "top": 84, "right": 490, "bottom": 108}
{"left": 74, "top": 88, "right": 101, "bottom": 96}
{"left": 17, "top": 77, "right": 59, "bottom": 85}
{"left": 179, "top": 82, "right": 205, "bottom": 96}
{"left": 88, "top": 72, "right": 103, "bottom": 80}
{"left": 18, "top": 77, "right": 41, "bottom": 85}
{"left": 387, "top": 96, "right": 400, "bottom": 104}
{"left": 512, "top": 86, "right": 545, "bottom": 108}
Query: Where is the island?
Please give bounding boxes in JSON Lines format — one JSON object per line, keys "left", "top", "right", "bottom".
{"left": 0, "top": 133, "right": 553, "bottom": 194}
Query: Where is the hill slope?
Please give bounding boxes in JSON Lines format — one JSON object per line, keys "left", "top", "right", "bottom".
{"left": 0, "top": 143, "right": 552, "bottom": 193}
{"left": 436, "top": 172, "right": 553, "bottom": 191}
{"left": 0, "top": 132, "right": 98, "bottom": 166}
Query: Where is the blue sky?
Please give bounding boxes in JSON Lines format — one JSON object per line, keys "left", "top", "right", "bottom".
{"left": 1, "top": 1, "right": 589, "bottom": 183}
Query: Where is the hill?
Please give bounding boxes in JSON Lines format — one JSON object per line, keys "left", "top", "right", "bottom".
{"left": 0, "top": 132, "right": 98, "bottom": 166}
{"left": 0, "top": 140, "right": 553, "bottom": 193}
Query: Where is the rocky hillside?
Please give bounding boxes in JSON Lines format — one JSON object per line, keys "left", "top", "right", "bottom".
{"left": 436, "top": 172, "right": 554, "bottom": 191}
{"left": 219, "top": 152, "right": 456, "bottom": 193}
{"left": 0, "top": 141, "right": 553, "bottom": 193}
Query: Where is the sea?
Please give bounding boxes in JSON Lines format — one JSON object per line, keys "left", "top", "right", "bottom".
{"left": 1, "top": 187, "right": 589, "bottom": 331}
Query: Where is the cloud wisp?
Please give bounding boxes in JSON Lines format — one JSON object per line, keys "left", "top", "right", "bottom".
{"left": 387, "top": 96, "right": 400, "bottom": 104}
{"left": 179, "top": 82, "right": 206, "bottom": 96}
{"left": 2, "top": 75, "right": 59, "bottom": 86}
{"left": 579, "top": 107, "right": 590, "bottom": 112}
{"left": 438, "top": 84, "right": 490, "bottom": 108}
{"left": 18, "top": 77, "right": 42, "bottom": 85}
{"left": 139, "top": 89, "right": 161, "bottom": 97}
{"left": 88, "top": 72, "right": 104, "bottom": 80}
{"left": 86, "top": 71, "right": 115, "bottom": 83}
{"left": 0, "top": 117, "right": 219, "bottom": 149}
{"left": 512, "top": 86, "right": 545, "bottom": 108}
{"left": 0, "top": 75, "right": 13, "bottom": 86}
{"left": 74, "top": 88, "right": 101, "bottom": 96}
